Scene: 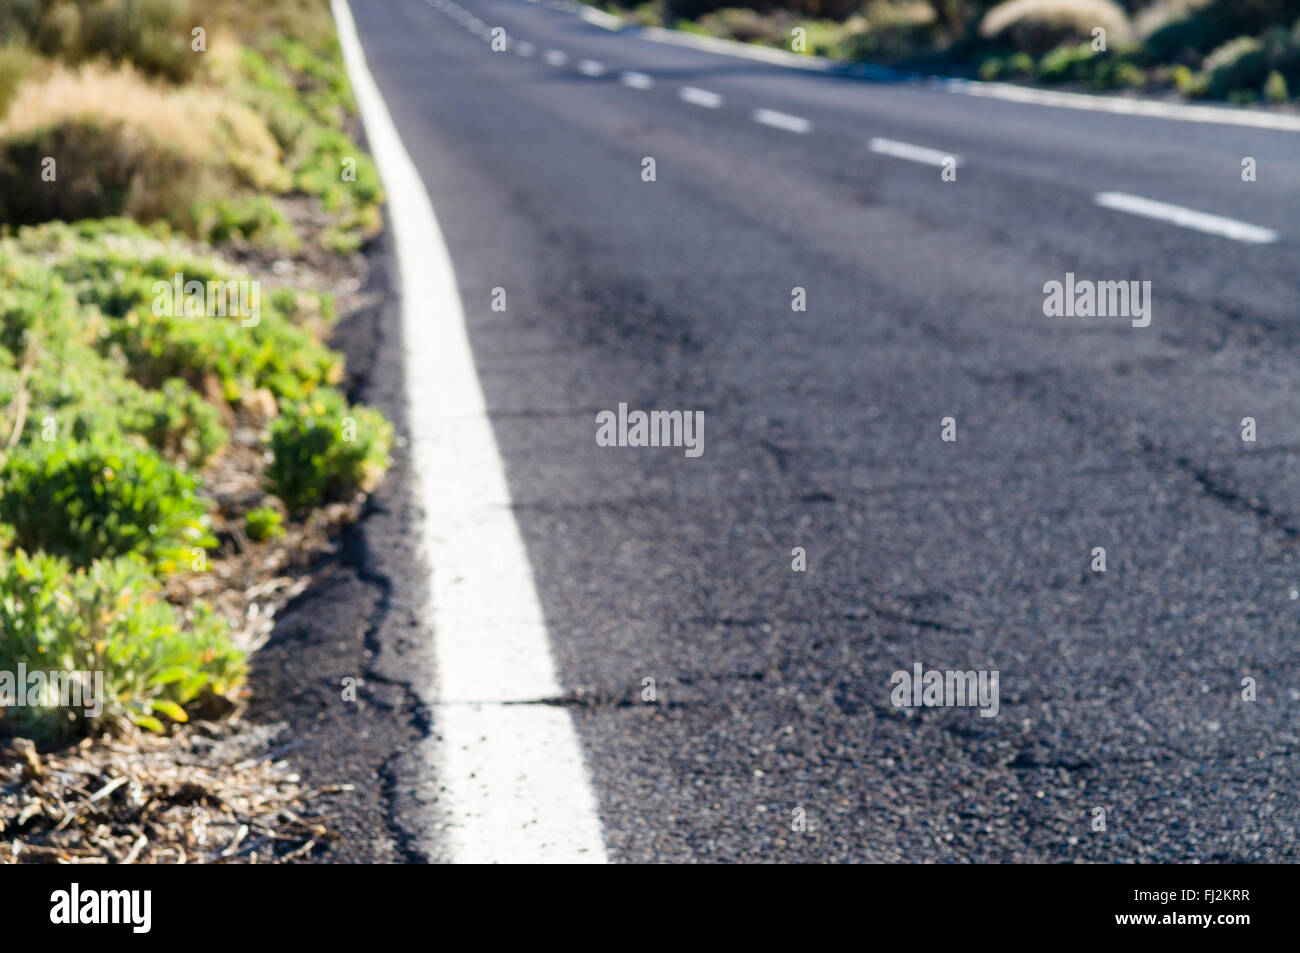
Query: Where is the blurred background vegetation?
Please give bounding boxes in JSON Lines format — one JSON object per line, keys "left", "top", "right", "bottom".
{"left": 605, "top": 0, "right": 1300, "bottom": 103}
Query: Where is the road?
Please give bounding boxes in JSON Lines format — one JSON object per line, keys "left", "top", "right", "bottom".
{"left": 345, "top": 0, "right": 1300, "bottom": 862}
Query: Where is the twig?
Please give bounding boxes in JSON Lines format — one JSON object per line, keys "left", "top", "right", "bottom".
{"left": 3, "top": 344, "right": 39, "bottom": 451}
{"left": 121, "top": 835, "right": 148, "bottom": 865}
{"left": 87, "top": 776, "right": 128, "bottom": 803}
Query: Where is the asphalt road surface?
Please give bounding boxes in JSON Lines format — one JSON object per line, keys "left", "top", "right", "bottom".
{"left": 346, "top": 0, "right": 1300, "bottom": 862}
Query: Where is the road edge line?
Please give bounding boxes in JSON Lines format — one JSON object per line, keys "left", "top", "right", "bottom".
{"left": 332, "top": 0, "right": 609, "bottom": 864}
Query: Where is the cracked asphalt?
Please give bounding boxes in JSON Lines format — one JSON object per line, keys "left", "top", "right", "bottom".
{"left": 272, "top": 0, "right": 1299, "bottom": 862}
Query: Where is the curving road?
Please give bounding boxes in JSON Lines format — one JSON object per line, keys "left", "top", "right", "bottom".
{"left": 347, "top": 0, "right": 1300, "bottom": 862}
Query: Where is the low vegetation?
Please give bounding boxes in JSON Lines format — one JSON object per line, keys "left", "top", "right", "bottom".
{"left": 605, "top": 0, "right": 1300, "bottom": 102}
{"left": 0, "top": 0, "right": 392, "bottom": 744}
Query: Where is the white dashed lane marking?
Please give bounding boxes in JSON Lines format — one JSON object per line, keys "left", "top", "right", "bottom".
{"left": 868, "top": 137, "right": 958, "bottom": 167}
{"left": 679, "top": 86, "right": 723, "bottom": 108}
{"left": 1094, "top": 192, "right": 1280, "bottom": 244}
{"left": 620, "top": 70, "right": 652, "bottom": 89}
{"left": 577, "top": 59, "right": 606, "bottom": 77}
{"left": 753, "top": 108, "right": 811, "bottom": 133}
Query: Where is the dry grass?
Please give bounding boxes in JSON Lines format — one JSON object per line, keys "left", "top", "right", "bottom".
{"left": 0, "top": 724, "right": 344, "bottom": 863}
{"left": 0, "top": 61, "right": 287, "bottom": 192}
{"left": 1133, "top": 0, "right": 1213, "bottom": 39}
{"left": 980, "top": 0, "right": 1133, "bottom": 47}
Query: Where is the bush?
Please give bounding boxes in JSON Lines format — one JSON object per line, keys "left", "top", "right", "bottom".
{"left": 0, "top": 63, "right": 289, "bottom": 241}
{"left": 0, "top": 119, "right": 199, "bottom": 230}
{"left": 218, "top": 44, "right": 383, "bottom": 252}
{"left": 24, "top": 227, "right": 343, "bottom": 403}
{"left": 0, "top": 549, "right": 244, "bottom": 739}
{"left": 1038, "top": 41, "right": 1097, "bottom": 82}
{"left": 118, "top": 377, "right": 228, "bottom": 466}
{"left": 839, "top": 2, "right": 940, "bottom": 63}
{"left": 1, "top": 351, "right": 227, "bottom": 467}
{"left": 979, "top": 50, "right": 1036, "bottom": 78}
{"left": 80, "top": 0, "right": 198, "bottom": 83}
{"left": 195, "top": 193, "right": 297, "bottom": 249}
{"left": 1144, "top": 0, "right": 1300, "bottom": 60}
{"left": 245, "top": 506, "right": 285, "bottom": 542}
{"left": 1202, "top": 35, "right": 1269, "bottom": 97}
{"left": 0, "top": 437, "right": 214, "bottom": 571}
{"left": 0, "top": 0, "right": 197, "bottom": 82}
{"left": 696, "top": 8, "right": 789, "bottom": 46}
{"left": 0, "top": 257, "right": 87, "bottom": 356}
{"left": 1264, "top": 67, "right": 1289, "bottom": 98}
{"left": 266, "top": 387, "right": 392, "bottom": 514}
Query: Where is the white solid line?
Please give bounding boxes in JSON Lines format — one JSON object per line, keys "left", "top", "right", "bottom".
{"left": 544, "top": 49, "right": 568, "bottom": 66}
{"left": 679, "top": 86, "right": 722, "bottom": 108}
{"left": 643, "top": 24, "right": 829, "bottom": 72}
{"left": 868, "top": 137, "right": 957, "bottom": 167}
{"left": 333, "top": 0, "right": 608, "bottom": 864}
{"left": 620, "top": 70, "right": 652, "bottom": 89}
{"left": 577, "top": 59, "right": 606, "bottom": 76}
{"left": 956, "top": 81, "right": 1300, "bottom": 133}
{"left": 1094, "top": 191, "right": 1279, "bottom": 244}
{"left": 753, "top": 108, "right": 810, "bottom": 133}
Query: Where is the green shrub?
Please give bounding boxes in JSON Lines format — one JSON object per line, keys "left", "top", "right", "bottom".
{"left": 266, "top": 387, "right": 392, "bottom": 514}
{"left": 244, "top": 505, "right": 285, "bottom": 542}
{"left": 1084, "top": 55, "right": 1149, "bottom": 89}
{"left": 0, "top": 0, "right": 197, "bottom": 82}
{"left": 1006, "top": 51, "right": 1036, "bottom": 76}
{"left": 1038, "top": 41, "right": 1097, "bottom": 82}
{"left": 119, "top": 377, "right": 228, "bottom": 465}
{"left": 1203, "top": 35, "right": 1270, "bottom": 97}
{"left": 4, "top": 351, "right": 227, "bottom": 467}
{"left": 695, "top": 8, "right": 788, "bottom": 46}
{"left": 105, "top": 299, "right": 342, "bottom": 404}
{"left": 221, "top": 44, "right": 383, "bottom": 252}
{"left": 0, "top": 437, "right": 214, "bottom": 571}
{"left": 838, "top": 2, "right": 942, "bottom": 64}
{"left": 1264, "top": 67, "right": 1289, "bottom": 99}
{"left": 0, "top": 258, "right": 88, "bottom": 356}
{"left": 195, "top": 193, "right": 297, "bottom": 249}
{"left": 22, "top": 228, "right": 342, "bottom": 402}
{"left": 1144, "top": 0, "right": 1298, "bottom": 60}
{"left": 0, "top": 548, "right": 244, "bottom": 739}
{"left": 1173, "top": 62, "right": 1210, "bottom": 95}
{"left": 80, "top": 0, "right": 198, "bottom": 83}
{"left": 0, "top": 236, "right": 232, "bottom": 469}
{"left": 982, "top": 50, "right": 1035, "bottom": 78}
